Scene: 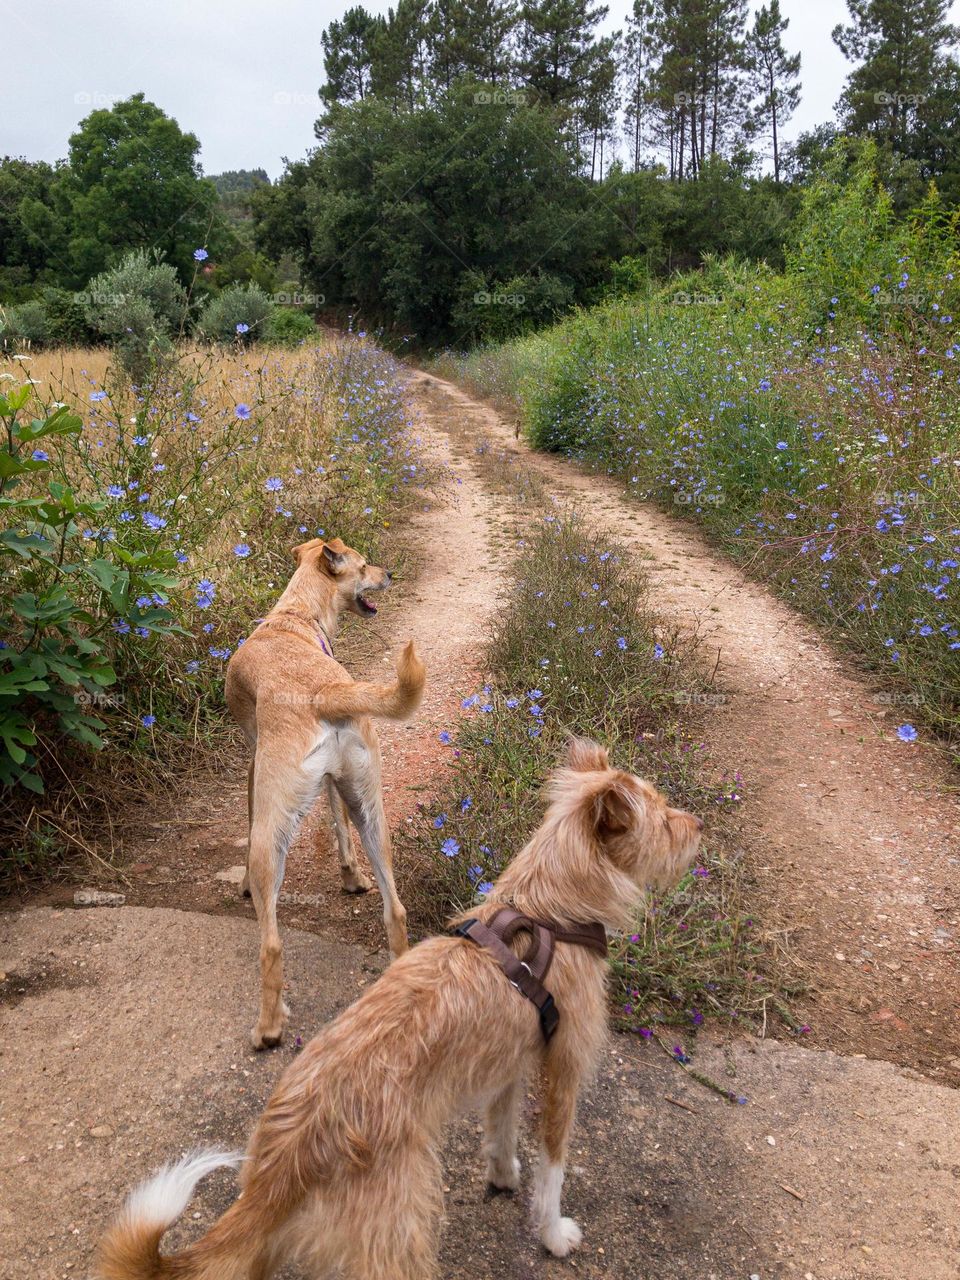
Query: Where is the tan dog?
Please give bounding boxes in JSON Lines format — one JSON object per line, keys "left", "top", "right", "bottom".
{"left": 224, "top": 536, "right": 425, "bottom": 1049}
{"left": 98, "top": 739, "right": 702, "bottom": 1279}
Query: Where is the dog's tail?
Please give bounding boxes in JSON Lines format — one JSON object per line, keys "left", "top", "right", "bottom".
{"left": 313, "top": 640, "right": 426, "bottom": 722}
{"left": 96, "top": 1149, "right": 267, "bottom": 1280}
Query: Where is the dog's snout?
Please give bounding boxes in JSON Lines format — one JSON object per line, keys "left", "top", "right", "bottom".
{"left": 386, "top": 571, "right": 394, "bottom": 582}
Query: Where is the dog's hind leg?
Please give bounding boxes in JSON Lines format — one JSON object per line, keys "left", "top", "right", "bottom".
{"left": 341, "top": 789, "right": 408, "bottom": 959}
{"left": 247, "top": 754, "right": 317, "bottom": 1049}
{"left": 325, "top": 778, "right": 372, "bottom": 894}
{"left": 483, "top": 1079, "right": 523, "bottom": 1193}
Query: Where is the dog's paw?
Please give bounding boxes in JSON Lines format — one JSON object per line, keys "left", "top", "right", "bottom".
{"left": 541, "top": 1217, "right": 582, "bottom": 1259}
{"left": 250, "top": 1025, "right": 283, "bottom": 1051}
{"left": 486, "top": 1156, "right": 521, "bottom": 1195}
{"left": 340, "top": 870, "right": 372, "bottom": 894}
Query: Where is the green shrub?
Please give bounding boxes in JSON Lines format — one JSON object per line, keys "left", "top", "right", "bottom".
{"left": 264, "top": 306, "right": 316, "bottom": 346}
{"left": 197, "top": 283, "right": 273, "bottom": 343}
{"left": 1, "top": 299, "right": 51, "bottom": 347}
{"left": 84, "top": 250, "right": 187, "bottom": 380}
{"left": 42, "top": 287, "right": 96, "bottom": 346}
{"left": 0, "top": 384, "right": 181, "bottom": 793}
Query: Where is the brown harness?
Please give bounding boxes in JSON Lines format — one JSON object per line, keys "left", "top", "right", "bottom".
{"left": 453, "top": 906, "right": 607, "bottom": 1042}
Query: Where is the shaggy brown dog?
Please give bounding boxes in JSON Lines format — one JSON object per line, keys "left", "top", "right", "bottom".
{"left": 224, "top": 536, "right": 425, "bottom": 1049}
{"left": 98, "top": 739, "right": 702, "bottom": 1280}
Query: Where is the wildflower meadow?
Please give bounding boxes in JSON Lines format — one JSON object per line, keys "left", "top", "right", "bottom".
{"left": 0, "top": 334, "right": 424, "bottom": 868}
{"left": 438, "top": 148, "right": 960, "bottom": 747}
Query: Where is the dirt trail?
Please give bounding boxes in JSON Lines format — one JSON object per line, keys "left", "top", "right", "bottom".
{"left": 3, "top": 370, "right": 960, "bottom": 1280}
{"left": 407, "top": 369, "right": 960, "bottom": 1084}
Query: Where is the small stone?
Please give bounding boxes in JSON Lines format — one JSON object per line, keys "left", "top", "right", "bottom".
{"left": 74, "top": 890, "right": 125, "bottom": 908}
{"left": 215, "top": 865, "right": 247, "bottom": 885}
{"left": 766, "top": 1135, "right": 776, "bottom": 1147}
{"left": 89, "top": 1125, "right": 114, "bottom": 1139}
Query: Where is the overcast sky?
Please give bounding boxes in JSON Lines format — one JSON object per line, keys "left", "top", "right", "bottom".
{"left": 1, "top": 0, "right": 956, "bottom": 179}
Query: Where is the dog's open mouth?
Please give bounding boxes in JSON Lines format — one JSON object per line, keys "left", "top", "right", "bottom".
{"left": 355, "top": 593, "right": 378, "bottom": 616}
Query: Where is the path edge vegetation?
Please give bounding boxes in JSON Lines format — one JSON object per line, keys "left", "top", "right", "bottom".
{"left": 398, "top": 477, "right": 796, "bottom": 1043}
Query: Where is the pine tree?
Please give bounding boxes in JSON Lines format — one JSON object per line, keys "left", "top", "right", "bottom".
{"left": 832, "top": 0, "right": 959, "bottom": 152}
{"left": 517, "top": 0, "right": 611, "bottom": 111}
{"left": 321, "top": 7, "right": 386, "bottom": 107}
{"left": 370, "top": 0, "right": 433, "bottom": 110}
{"left": 647, "top": 0, "right": 748, "bottom": 180}
{"left": 622, "top": 0, "right": 658, "bottom": 171}
{"left": 744, "top": 0, "right": 800, "bottom": 181}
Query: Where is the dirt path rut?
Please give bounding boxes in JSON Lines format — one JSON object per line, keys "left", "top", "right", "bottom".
{"left": 407, "top": 369, "right": 960, "bottom": 1085}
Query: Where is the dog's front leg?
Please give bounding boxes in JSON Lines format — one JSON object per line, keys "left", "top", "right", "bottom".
{"left": 532, "top": 1050, "right": 584, "bottom": 1258}
{"left": 483, "top": 1079, "right": 522, "bottom": 1193}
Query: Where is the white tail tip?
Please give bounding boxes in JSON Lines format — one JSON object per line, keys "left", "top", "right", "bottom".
{"left": 124, "top": 1148, "right": 244, "bottom": 1230}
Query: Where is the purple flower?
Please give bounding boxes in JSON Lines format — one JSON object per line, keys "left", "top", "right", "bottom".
{"left": 433, "top": 814, "right": 446, "bottom": 829}
{"left": 441, "top": 837, "right": 460, "bottom": 858}
{"left": 193, "top": 248, "right": 209, "bottom": 261}
{"left": 141, "top": 714, "right": 156, "bottom": 728}
{"left": 90, "top": 390, "right": 107, "bottom": 402}
{"left": 896, "top": 724, "right": 918, "bottom": 742}
{"left": 236, "top": 323, "right": 249, "bottom": 335}
{"left": 31, "top": 449, "right": 49, "bottom": 461}
{"left": 652, "top": 643, "right": 665, "bottom": 660}
{"left": 233, "top": 543, "right": 251, "bottom": 558}
{"left": 236, "top": 403, "right": 252, "bottom": 420}
{"left": 264, "top": 476, "right": 282, "bottom": 492}
{"left": 438, "top": 730, "right": 451, "bottom": 744}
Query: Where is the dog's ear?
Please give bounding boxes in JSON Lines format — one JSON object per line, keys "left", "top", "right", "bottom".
{"left": 565, "top": 737, "right": 609, "bottom": 774}
{"left": 320, "top": 543, "right": 347, "bottom": 575}
{"left": 593, "top": 774, "right": 637, "bottom": 839}
{"left": 291, "top": 538, "right": 323, "bottom": 566}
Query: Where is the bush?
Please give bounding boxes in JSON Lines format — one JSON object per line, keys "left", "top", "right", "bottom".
{"left": 197, "top": 283, "right": 273, "bottom": 343}
{"left": 41, "top": 287, "right": 96, "bottom": 346}
{"left": 84, "top": 250, "right": 187, "bottom": 380}
{"left": 264, "top": 306, "right": 316, "bottom": 346}
{"left": 1, "top": 299, "right": 51, "bottom": 347}
{"left": 0, "top": 385, "right": 180, "bottom": 793}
